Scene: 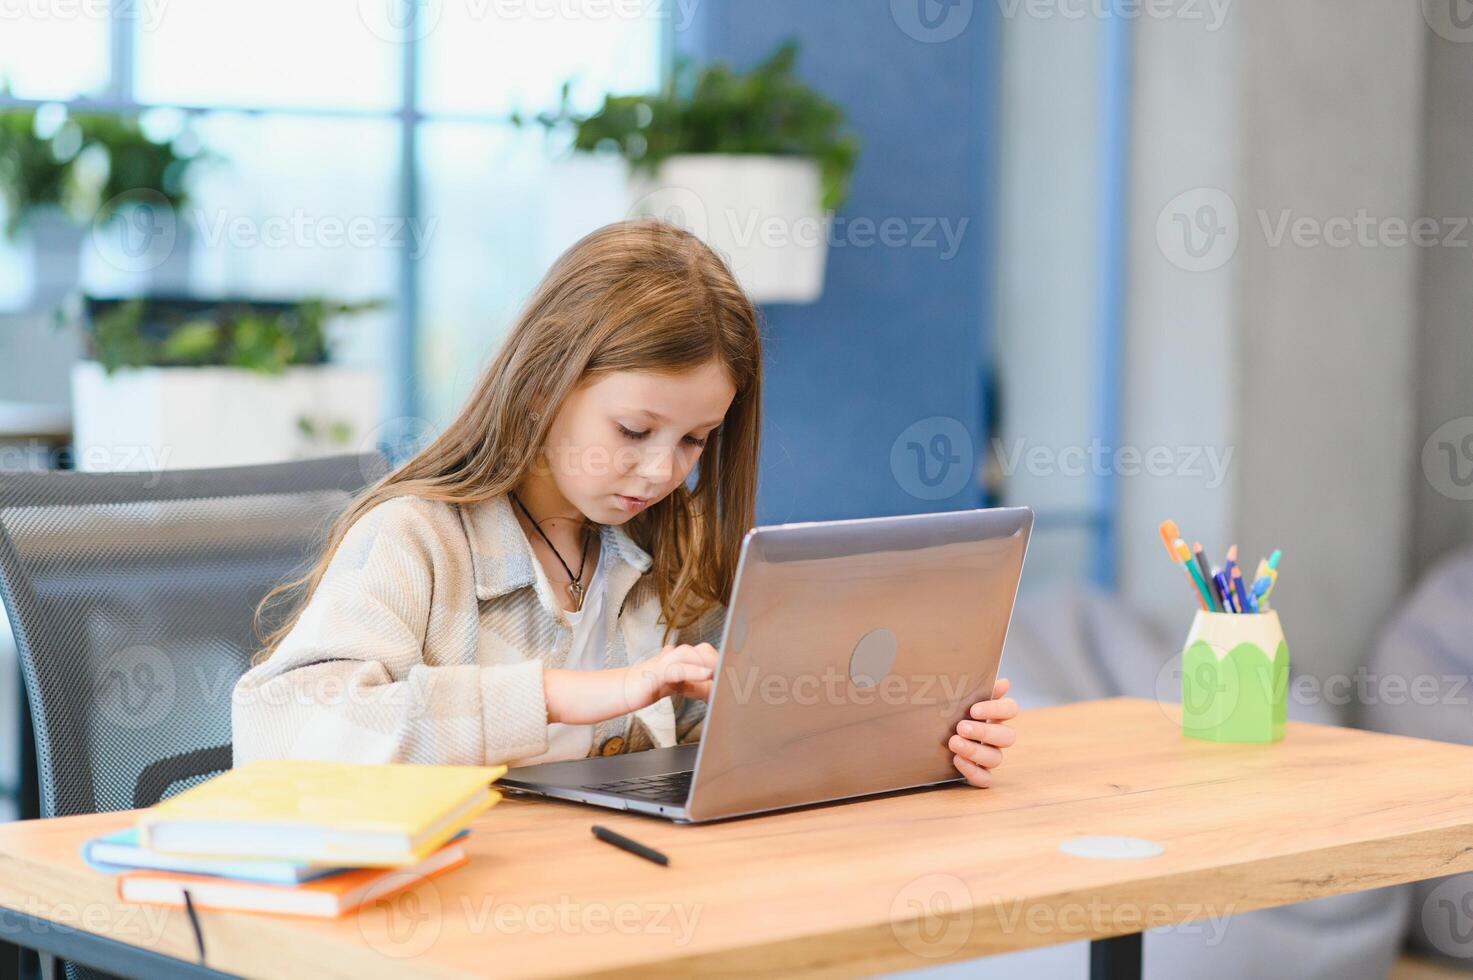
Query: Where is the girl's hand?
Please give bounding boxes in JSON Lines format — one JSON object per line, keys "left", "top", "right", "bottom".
{"left": 541, "top": 643, "right": 719, "bottom": 725}
{"left": 621, "top": 643, "right": 719, "bottom": 712}
{"left": 948, "top": 676, "right": 1018, "bottom": 788}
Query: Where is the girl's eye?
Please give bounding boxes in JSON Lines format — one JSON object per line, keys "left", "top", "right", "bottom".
{"left": 616, "top": 423, "right": 708, "bottom": 449}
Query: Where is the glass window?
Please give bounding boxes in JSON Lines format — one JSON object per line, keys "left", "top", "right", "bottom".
{"left": 0, "top": 17, "right": 110, "bottom": 100}
{"left": 175, "top": 113, "right": 398, "bottom": 367}
{"left": 3, "top": 2, "right": 664, "bottom": 426}
{"left": 419, "top": 1, "right": 661, "bottom": 117}
{"left": 416, "top": 124, "right": 627, "bottom": 425}
{"left": 133, "top": 1, "right": 401, "bottom": 110}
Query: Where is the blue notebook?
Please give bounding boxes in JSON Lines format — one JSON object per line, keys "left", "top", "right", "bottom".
{"left": 83, "top": 827, "right": 470, "bottom": 884}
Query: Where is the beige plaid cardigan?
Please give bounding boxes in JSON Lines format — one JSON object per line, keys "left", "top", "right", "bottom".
{"left": 230, "top": 492, "right": 723, "bottom": 768}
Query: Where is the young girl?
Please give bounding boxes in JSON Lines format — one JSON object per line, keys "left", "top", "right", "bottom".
{"left": 231, "top": 220, "right": 1018, "bottom": 785}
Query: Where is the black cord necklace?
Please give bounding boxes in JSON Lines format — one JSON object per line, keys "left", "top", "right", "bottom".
{"left": 510, "top": 491, "right": 595, "bottom": 611}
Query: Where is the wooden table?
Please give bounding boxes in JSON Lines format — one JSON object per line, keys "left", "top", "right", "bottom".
{"left": 3, "top": 696, "right": 1472, "bottom": 980}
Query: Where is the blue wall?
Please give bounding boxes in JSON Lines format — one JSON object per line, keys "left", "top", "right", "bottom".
{"left": 679, "top": 1, "right": 998, "bottom": 524}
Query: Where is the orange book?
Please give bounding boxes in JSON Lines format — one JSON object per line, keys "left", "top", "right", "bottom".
{"left": 116, "top": 838, "right": 468, "bottom": 918}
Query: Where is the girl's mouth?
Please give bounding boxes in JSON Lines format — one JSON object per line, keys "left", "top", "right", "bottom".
{"left": 615, "top": 494, "right": 649, "bottom": 512}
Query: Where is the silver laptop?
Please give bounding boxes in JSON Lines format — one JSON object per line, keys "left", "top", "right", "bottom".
{"left": 497, "top": 506, "right": 1033, "bottom": 823}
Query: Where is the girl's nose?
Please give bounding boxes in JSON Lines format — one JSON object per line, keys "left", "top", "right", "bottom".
{"left": 636, "top": 445, "right": 675, "bottom": 483}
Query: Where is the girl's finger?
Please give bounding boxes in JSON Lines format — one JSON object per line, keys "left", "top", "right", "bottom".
{"left": 947, "top": 734, "right": 1004, "bottom": 769}
{"left": 674, "top": 679, "right": 713, "bottom": 701}
{"left": 674, "top": 644, "right": 719, "bottom": 669}
{"left": 992, "top": 676, "right": 1011, "bottom": 698}
{"left": 952, "top": 753, "right": 993, "bottom": 787}
{"left": 669, "top": 663, "right": 713, "bottom": 684}
{"left": 645, "top": 664, "right": 711, "bottom": 699}
{"left": 970, "top": 696, "right": 1019, "bottom": 721}
{"left": 956, "top": 719, "right": 1016, "bottom": 748}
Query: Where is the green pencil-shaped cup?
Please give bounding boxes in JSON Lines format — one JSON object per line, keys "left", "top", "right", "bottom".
{"left": 1180, "top": 609, "right": 1288, "bottom": 743}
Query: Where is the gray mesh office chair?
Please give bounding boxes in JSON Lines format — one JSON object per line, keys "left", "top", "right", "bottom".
{"left": 0, "top": 453, "right": 387, "bottom": 822}
{"left": 0, "top": 453, "right": 389, "bottom": 980}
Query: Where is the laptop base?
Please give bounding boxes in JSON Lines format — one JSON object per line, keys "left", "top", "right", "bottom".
{"left": 499, "top": 744, "right": 698, "bottom": 822}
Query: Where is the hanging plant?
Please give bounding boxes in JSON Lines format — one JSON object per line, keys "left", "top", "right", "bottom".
{"left": 0, "top": 105, "right": 205, "bottom": 237}
{"left": 516, "top": 38, "right": 860, "bottom": 212}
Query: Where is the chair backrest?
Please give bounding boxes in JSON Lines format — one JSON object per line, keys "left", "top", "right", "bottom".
{"left": 0, "top": 454, "right": 386, "bottom": 818}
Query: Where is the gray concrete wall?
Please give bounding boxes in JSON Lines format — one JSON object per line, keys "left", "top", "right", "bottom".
{"left": 991, "top": 8, "right": 1106, "bottom": 587}
{"left": 1413, "top": 25, "right": 1473, "bottom": 577}
{"left": 1116, "top": 2, "right": 1241, "bottom": 638}
{"left": 1230, "top": 0, "right": 1426, "bottom": 685}
{"left": 1116, "top": 0, "right": 1428, "bottom": 695}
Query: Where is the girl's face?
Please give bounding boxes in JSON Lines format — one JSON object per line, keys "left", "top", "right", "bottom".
{"left": 540, "top": 360, "right": 737, "bottom": 524}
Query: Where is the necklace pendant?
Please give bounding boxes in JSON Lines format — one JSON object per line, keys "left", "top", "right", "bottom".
{"left": 568, "top": 580, "right": 585, "bottom": 611}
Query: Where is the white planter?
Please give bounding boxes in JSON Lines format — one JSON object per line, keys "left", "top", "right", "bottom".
{"left": 627, "top": 154, "right": 829, "bottom": 304}
{"left": 70, "top": 362, "right": 382, "bottom": 472}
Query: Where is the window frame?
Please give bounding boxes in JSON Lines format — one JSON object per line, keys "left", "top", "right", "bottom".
{"left": 0, "top": 2, "right": 673, "bottom": 422}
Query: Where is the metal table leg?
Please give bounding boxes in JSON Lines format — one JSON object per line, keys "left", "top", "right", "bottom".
{"left": 0, "top": 908, "right": 235, "bottom": 980}
{"left": 1090, "top": 932, "right": 1142, "bottom": 980}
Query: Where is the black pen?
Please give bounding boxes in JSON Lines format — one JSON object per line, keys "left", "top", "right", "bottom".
{"left": 592, "top": 824, "right": 669, "bottom": 866}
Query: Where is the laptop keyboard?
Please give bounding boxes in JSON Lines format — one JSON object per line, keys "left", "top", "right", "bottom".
{"left": 586, "top": 770, "right": 694, "bottom": 803}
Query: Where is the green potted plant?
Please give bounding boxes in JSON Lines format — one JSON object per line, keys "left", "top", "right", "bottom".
{"left": 0, "top": 105, "right": 202, "bottom": 303}
{"left": 521, "top": 39, "right": 860, "bottom": 304}
{"left": 67, "top": 295, "right": 387, "bottom": 471}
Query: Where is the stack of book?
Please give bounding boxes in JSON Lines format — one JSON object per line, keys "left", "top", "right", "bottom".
{"left": 85, "top": 759, "right": 507, "bottom": 917}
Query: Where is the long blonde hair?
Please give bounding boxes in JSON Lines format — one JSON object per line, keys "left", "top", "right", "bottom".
{"left": 254, "top": 220, "right": 763, "bottom": 661}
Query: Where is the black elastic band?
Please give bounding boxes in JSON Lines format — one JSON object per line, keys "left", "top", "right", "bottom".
{"left": 181, "top": 889, "right": 206, "bottom": 964}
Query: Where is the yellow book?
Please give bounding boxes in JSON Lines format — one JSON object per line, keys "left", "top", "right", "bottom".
{"left": 136, "top": 759, "right": 507, "bottom": 868}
